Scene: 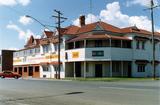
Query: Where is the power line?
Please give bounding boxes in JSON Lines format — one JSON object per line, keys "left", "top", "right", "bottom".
{"left": 144, "top": 0, "right": 160, "bottom": 80}
{"left": 52, "top": 10, "right": 67, "bottom": 79}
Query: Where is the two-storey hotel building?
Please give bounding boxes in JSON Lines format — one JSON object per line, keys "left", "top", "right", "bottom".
{"left": 13, "top": 16, "right": 160, "bottom": 78}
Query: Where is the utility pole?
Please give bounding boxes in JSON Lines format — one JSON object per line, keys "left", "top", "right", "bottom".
{"left": 144, "top": 0, "right": 160, "bottom": 80}
{"left": 52, "top": 10, "right": 67, "bottom": 79}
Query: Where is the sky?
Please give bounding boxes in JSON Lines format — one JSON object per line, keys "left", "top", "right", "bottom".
{"left": 0, "top": 0, "right": 160, "bottom": 54}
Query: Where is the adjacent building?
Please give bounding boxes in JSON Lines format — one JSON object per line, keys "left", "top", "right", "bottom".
{"left": 13, "top": 16, "right": 160, "bottom": 78}
{"left": 0, "top": 50, "right": 15, "bottom": 72}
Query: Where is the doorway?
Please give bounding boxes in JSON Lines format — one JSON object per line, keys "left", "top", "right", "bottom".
{"left": 28, "top": 66, "right": 33, "bottom": 76}
{"left": 95, "top": 64, "right": 103, "bottom": 77}
{"left": 75, "top": 62, "right": 81, "bottom": 77}
{"left": 128, "top": 62, "right": 132, "bottom": 77}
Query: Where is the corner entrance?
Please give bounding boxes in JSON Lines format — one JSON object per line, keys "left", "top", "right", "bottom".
{"left": 95, "top": 64, "right": 102, "bottom": 77}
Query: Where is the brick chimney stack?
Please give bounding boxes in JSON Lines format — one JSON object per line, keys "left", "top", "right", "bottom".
{"left": 79, "top": 15, "right": 85, "bottom": 27}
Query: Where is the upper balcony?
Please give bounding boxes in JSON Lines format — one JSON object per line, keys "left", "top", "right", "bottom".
{"left": 65, "top": 36, "right": 133, "bottom": 62}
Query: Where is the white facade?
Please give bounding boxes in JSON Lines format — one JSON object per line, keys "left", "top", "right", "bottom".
{"left": 13, "top": 21, "right": 160, "bottom": 78}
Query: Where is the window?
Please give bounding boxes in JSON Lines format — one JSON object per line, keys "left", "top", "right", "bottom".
{"left": 138, "top": 64, "right": 145, "bottom": 72}
{"left": 54, "top": 44, "right": 58, "bottom": 51}
{"left": 35, "top": 47, "right": 40, "bottom": 54}
{"left": 136, "top": 40, "right": 140, "bottom": 49}
{"left": 142, "top": 41, "right": 145, "bottom": 49}
{"left": 136, "top": 41, "right": 145, "bottom": 50}
{"left": 43, "top": 44, "right": 50, "bottom": 53}
{"left": 95, "top": 40, "right": 102, "bottom": 47}
{"left": 43, "top": 66, "right": 49, "bottom": 72}
{"left": 92, "top": 51, "right": 104, "bottom": 57}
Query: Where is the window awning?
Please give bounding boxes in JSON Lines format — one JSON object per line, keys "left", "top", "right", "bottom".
{"left": 150, "top": 60, "right": 160, "bottom": 65}
{"left": 135, "top": 60, "right": 149, "bottom": 64}
{"left": 134, "top": 36, "right": 150, "bottom": 41}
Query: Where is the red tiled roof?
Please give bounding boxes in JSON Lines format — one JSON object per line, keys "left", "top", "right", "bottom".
{"left": 77, "top": 21, "right": 122, "bottom": 34}
{"left": 60, "top": 25, "right": 80, "bottom": 35}
{"left": 121, "top": 26, "right": 160, "bottom": 37}
{"left": 66, "top": 34, "right": 131, "bottom": 43}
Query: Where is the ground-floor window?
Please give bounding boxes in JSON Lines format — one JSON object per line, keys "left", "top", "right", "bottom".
{"left": 137, "top": 64, "right": 145, "bottom": 72}
{"left": 54, "top": 66, "right": 58, "bottom": 72}
{"left": 43, "top": 66, "right": 49, "bottom": 72}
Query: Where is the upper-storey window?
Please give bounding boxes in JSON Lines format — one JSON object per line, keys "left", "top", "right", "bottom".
{"left": 35, "top": 47, "right": 40, "bottom": 54}
{"left": 136, "top": 40, "right": 140, "bottom": 49}
{"left": 142, "top": 41, "right": 145, "bottom": 50}
{"left": 136, "top": 40, "right": 145, "bottom": 50}
{"left": 43, "top": 44, "right": 50, "bottom": 53}
{"left": 54, "top": 44, "right": 58, "bottom": 51}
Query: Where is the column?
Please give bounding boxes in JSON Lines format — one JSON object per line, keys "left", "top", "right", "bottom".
{"left": 74, "top": 42, "right": 76, "bottom": 49}
{"left": 50, "top": 43, "right": 54, "bottom": 53}
{"left": 121, "top": 40, "right": 123, "bottom": 48}
{"left": 84, "top": 61, "right": 86, "bottom": 78}
{"left": 33, "top": 66, "right": 35, "bottom": 78}
{"left": 110, "top": 61, "right": 112, "bottom": 77}
{"left": 40, "top": 45, "right": 43, "bottom": 54}
{"left": 84, "top": 40, "right": 86, "bottom": 48}
{"left": 109, "top": 38, "right": 112, "bottom": 47}
{"left": 121, "top": 61, "right": 123, "bottom": 77}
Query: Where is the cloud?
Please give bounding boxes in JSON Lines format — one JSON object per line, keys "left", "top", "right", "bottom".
{"left": 19, "top": 15, "right": 33, "bottom": 25}
{"left": 73, "top": 1, "right": 160, "bottom": 32}
{"left": 126, "top": 0, "right": 158, "bottom": 7}
{"left": 0, "top": 0, "right": 30, "bottom": 6}
{"left": 17, "top": 0, "right": 30, "bottom": 6}
{"left": 6, "top": 23, "right": 36, "bottom": 41}
{"left": 0, "top": 0, "right": 17, "bottom": 6}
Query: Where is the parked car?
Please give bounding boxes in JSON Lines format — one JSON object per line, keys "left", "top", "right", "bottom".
{"left": 0, "top": 71, "right": 21, "bottom": 79}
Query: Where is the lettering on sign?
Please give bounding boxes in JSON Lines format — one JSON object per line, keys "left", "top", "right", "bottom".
{"left": 13, "top": 59, "right": 22, "bottom": 63}
{"left": 45, "top": 54, "right": 58, "bottom": 59}
{"left": 72, "top": 52, "right": 79, "bottom": 58}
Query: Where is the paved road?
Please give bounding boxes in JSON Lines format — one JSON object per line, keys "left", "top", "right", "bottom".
{"left": 0, "top": 79, "right": 159, "bottom": 105}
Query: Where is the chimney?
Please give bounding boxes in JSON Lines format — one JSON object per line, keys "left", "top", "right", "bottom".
{"left": 79, "top": 15, "right": 85, "bottom": 27}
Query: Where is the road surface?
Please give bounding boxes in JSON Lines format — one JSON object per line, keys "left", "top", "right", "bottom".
{"left": 0, "top": 79, "right": 159, "bottom": 105}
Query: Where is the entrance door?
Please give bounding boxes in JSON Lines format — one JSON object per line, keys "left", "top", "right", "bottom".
{"left": 28, "top": 66, "right": 33, "bottom": 76}
{"left": 95, "top": 64, "right": 102, "bottom": 77}
{"left": 128, "top": 62, "right": 132, "bottom": 77}
{"left": 75, "top": 62, "right": 81, "bottom": 77}
{"left": 18, "top": 67, "right": 22, "bottom": 75}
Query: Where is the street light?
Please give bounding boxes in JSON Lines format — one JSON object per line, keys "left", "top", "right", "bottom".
{"left": 25, "top": 15, "right": 54, "bottom": 31}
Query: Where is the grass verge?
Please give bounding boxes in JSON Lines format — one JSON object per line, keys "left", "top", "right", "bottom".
{"left": 63, "top": 77, "right": 160, "bottom": 82}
